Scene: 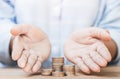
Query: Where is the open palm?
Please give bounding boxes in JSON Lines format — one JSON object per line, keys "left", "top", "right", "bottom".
{"left": 11, "top": 24, "right": 51, "bottom": 73}
{"left": 64, "top": 28, "right": 112, "bottom": 74}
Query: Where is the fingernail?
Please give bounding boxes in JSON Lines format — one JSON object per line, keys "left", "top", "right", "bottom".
{"left": 93, "top": 66, "right": 100, "bottom": 72}
{"left": 19, "top": 62, "right": 25, "bottom": 68}
{"left": 100, "top": 60, "right": 107, "bottom": 67}
{"left": 82, "top": 66, "right": 90, "bottom": 74}
{"left": 32, "top": 68, "right": 38, "bottom": 73}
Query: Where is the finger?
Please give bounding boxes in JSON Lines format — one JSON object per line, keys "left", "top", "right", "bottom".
{"left": 32, "top": 57, "right": 42, "bottom": 73}
{"left": 97, "top": 42, "right": 112, "bottom": 62}
{"left": 10, "top": 24, "right": 29, "bottom": 36}
{"left": 89, "top": 28, "right": 111, "bottom": 41}
{"left": 24, "top": 54, "right": 37, "bottom": 72}
{"left": 12, "top": 36, "right": 23, "bottom": 60}
{"left": 90, "top": 51, "right": 107, "bottom": 67}
{"left": 17, "top": 50, "right": 30, "bottom": 68}
{"left": 73, "top": 57, "right": 90, "bottom": 74}
{"left": 82, "top": 55, "right": 100, "bottom": 72}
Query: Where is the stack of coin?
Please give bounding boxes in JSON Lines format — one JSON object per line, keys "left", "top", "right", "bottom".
{"left": 41, "top": 69, "right": 53, "bottom": 76}
{"left": 52, "top": 57, "right": 64, "bottom": 71}
{"left": 52, "top": 57, "right": 65, "bottom": 77}
{"left": 63, "top": 65, "right": 75, "bottom": 76}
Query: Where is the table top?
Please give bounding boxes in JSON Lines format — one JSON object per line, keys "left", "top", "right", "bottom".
{"left": 0, "top": 66, "right": 120, "bottom": 79}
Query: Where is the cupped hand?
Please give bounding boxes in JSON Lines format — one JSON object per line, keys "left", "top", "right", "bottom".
{"left": 10, "top": 24, "right": 51, "bottom": 73}
{"left": 64, "top": 27, "right": 112, "bottom": 74}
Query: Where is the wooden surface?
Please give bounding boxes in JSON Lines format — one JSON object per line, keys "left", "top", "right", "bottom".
{"left": 0, "top": 66, "right": 120, "bottom": 79}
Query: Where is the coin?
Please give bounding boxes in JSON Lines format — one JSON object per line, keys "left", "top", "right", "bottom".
{"left": 41, "top": 69, "right": 53, "bottom": 76}
{"left": 41, "top": 69, "right": 53, "bottom": 72}
{"left": 65, "top": 72, "right": 75, "bottom": 76}
{"left": 52, "top": 63, "right": 64, "bottom": 66}
{"left": 41, "top": 72, "right": 52, "bottom": 76}
{"left": 63, "top": 65, "right": 75, "bottom": 76}
{"left": 63, "top": 65, "right": 75, "bottom": 72}
{"left": 52, "top": 57, "right": 64, "bottom": 63}
{"left": 52, "top": 65, "right": 63, "bottom": 71}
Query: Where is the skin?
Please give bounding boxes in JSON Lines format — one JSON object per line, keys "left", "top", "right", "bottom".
{"left": 10, "top": 24, "right": 51, "bottom": 73}
{"left": 64, "top": 27, "right": 117, "bottom": 74}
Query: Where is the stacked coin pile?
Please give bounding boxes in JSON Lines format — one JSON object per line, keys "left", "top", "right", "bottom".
{"left": 63, "top": 65, "right": 75, "bottom": 76}
{"left": 52, "top": 57, "right": 65, "bottom": 77}
{"left": 41, "top": 69, "right": 53, "bottom": 76}
{"left": 41, "top": 57, "right": 82, "bottom": 77}
{"left": 52, "top": 57, "right": 64, "bottom": 71}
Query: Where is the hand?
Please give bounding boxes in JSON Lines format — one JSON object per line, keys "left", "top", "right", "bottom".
{"left": 64, "top": 27, "right": 112, "bottom": 74}
{"left": 10, "top": 24, "right": 51, "bottom": 73}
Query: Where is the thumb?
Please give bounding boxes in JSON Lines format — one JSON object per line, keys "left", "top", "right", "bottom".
{"left": 89, "top": 28, "right": 111, "bottom": 41}
{"left": 10, "top": 24, "right": 47, "bottom": 42}
{"left": 10, "top": 24, "right": 29, "bottom": 36}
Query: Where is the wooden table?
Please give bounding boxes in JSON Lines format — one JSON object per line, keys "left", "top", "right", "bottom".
{"left": 0, "top": 66, "right": 120, "bottom": 79}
